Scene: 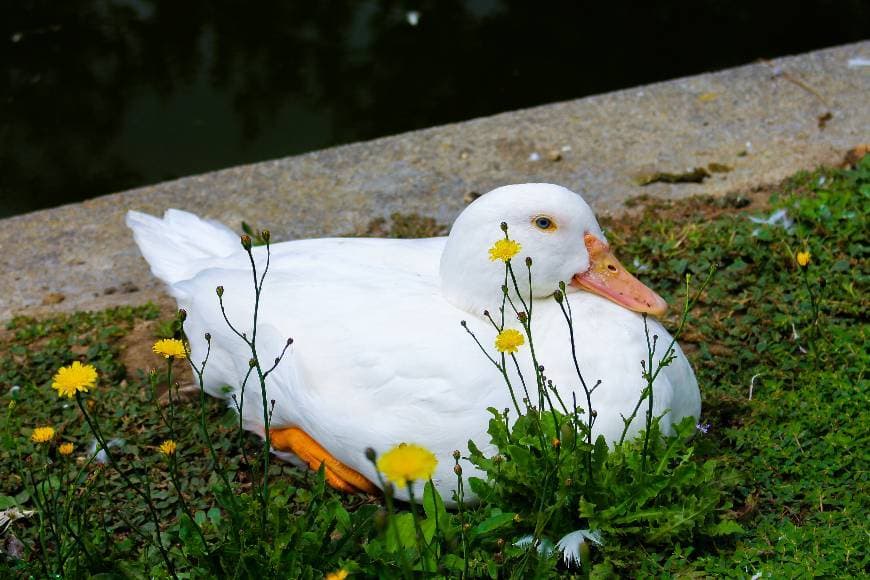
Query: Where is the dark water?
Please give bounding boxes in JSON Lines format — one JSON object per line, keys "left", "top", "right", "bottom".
{"left": 2, "top": 1, "right": 868, "bottom": 218}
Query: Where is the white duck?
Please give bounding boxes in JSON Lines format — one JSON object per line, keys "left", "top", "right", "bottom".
{"left": 127, "top": 183, "right": 699, "bottom": 501}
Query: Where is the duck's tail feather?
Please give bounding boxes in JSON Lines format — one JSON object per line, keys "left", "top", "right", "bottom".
{"left": 126, "top": 209, "right": 240, "bottom": 286}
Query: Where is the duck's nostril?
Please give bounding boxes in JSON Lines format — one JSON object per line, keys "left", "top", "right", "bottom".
{"left": 607, "top": 264, "right": 617, "bottom": 272}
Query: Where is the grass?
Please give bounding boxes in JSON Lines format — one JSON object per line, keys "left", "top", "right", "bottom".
{"left": 1, "top": 156, "right": 867, "bottom": 577}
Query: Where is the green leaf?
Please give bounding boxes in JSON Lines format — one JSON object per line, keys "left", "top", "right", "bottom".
{"left": 423, "top": 479, "right": 449, "bottom": 534}
{"left": 506, "top": 444, "right": 533, "bottom": 471}
{"left": 593, "top": 434, "right": 609, "bottom": 472}
{"left": 471, "top": 512, "right": 516, "bottom": 538}
{"left": 385, "top": 513, "right": 417, "bottom": 551}
{"left": 704, "top": 519, "right": 745, "bottom": 536}
{"left": 442, "top": 553, "right": 467, "bottom": 572}
{"left": 206, "top": 507, "right": 221, "bottom": 527}
{"left": 468, "top": 476, "right": 490, "bottom": 498}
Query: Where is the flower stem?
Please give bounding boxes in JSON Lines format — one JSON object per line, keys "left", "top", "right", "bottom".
{"left": 74, "top": 394, "right": 178, "bottom": 579}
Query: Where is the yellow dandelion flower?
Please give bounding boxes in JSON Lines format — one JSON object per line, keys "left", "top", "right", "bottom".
{"left": 159, "top": 439, "right": 177, "bottom": 456}
{"left": 58, "top": 442, "right": 74, "bottom": 456}
{"left": 325, "top": 571, "right": 349, "bottom": 580}
{"left": 51, "top": 361, "right": 98, "bottom": 398}
{"left": 376, "top": 443, "right": 438, "bottom": 488}
{"left": 31, "top": 426, "right": 55, "bottom": 443}
{"left": 796, "top": 251, "right": 810, "bottom": 267}
{"left": 488, "top": 239, "right": 522, "bottom": 262}
{"left": 152, "top": 339, "right": 188, "bottom": 360}
{"left": 495, "top": 328, "right": 525, "bottom": 353}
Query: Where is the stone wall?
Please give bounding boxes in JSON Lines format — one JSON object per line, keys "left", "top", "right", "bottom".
{"left": 1, "top": 41, "right": 867, "bottom": 320}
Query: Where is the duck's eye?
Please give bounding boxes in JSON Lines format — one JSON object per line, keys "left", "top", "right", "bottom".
{"left": 533, "top": 216, "right": 556, "bottom": 231}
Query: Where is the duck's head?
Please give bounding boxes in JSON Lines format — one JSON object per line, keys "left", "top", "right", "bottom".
{"left": 440, "top": 183, "right": 667, "bottom": 317}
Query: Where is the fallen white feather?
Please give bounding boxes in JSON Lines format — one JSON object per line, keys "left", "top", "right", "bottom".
{"left": 0, "top": 507, "right": 35, "bottom": 535}
{"left": 86, "top": 438, "right": 126, "bottom": 464}
{"left": 749, "top": 208, "right": 793, "bottom": 236}
{"left": 556, "top": 528, "right": 603, "bottom": 567}
{"left": 514, "top": 534, "right": 555, "bottom": 556}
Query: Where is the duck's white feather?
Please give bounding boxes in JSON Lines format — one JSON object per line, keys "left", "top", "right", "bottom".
{"left": 127, "top": 185, "right": 699, "bottom": 502}
{"left": 126, "top": 209, "right": 241, "bottom": 287}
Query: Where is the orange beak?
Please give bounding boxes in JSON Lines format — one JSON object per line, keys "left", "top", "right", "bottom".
{"left": 569, "top": 234, "right": 668, "bottom": 317}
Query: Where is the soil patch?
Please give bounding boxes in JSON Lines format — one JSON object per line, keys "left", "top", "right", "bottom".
{"left": 117, "top": 306, "right": 194, "bottom": 391}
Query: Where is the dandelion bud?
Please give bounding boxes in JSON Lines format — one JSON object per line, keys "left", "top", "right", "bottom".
{"left": 248, "top": 358, "right": 257, "bottom": 368}
{"left": 270, "top": 399, "right": 276, "bottom": 408}
{"left": 553, "top": 290, "right": 563, "bottom": 303}
{"left": 591, "top": 410, "right": 598, "bottom": 418}
{"left": 286, "top": 338, "right": 294, "bottom": 346}
{"left": 559, "top": 280, "right": 566, "bottom": 291}
{"left": 452, "top": 450, "right": 461, "bottom": 460}
{"left": 525, "top": 256, "right": 532, "bottom": 267}
{"left": 501, "top": 284, "right": 508, "bottom": 295}
{"left": 552, "top": 438, "right": 560, "bottom": 448}
{"left": 483, "top": 309, "right": 490, "bottom": 317}
{"left": 216, "top": 286, "right": 224, "bottom": 297}
{"left": 241, "top": 234, "right": 252, "bottom": 250}
{"left": 454, "top": 464, "right": 463, "bottom": 476}
{"left": 538, "top": 365, "right": 545, "bottom": 373}
{"left": 500, "top": 222, "right": 508, "bottom": 232}
{"left": 460, "top": 320, "right": 467, "bottom": 327}
{"left": 261, "top": 230, "right": 271, "bottom": 243}
{"left": 517, "top": 311, "right": 527, "bottom": 323}
{"left": 364, "top": 447, "right": 377, "bottom": 462}
{"left": 493, "top": 454, "right": 504, "bottom": 464}
{"left": 177, "top": 309, "right": 187, "bottom": 321}
{"left": 204, "top": 332, "right": 211, "bottom": 341}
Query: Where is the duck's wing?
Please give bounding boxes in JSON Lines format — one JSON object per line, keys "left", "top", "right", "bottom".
{"left": 165, "top": 233, "right": 505, "bottom": 490}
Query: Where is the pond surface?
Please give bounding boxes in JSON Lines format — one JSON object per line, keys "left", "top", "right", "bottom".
{"left": 2, "top": 0, "right": 868, "bottom": 217}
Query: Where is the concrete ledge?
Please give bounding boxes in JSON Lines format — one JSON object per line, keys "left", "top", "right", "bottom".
{"left": 1, "top": 41, "right": 867, "bottom": 320}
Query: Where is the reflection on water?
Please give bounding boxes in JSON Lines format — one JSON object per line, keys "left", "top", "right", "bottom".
{"left": 2, "top": 0, "right": 867, "bottom": 217}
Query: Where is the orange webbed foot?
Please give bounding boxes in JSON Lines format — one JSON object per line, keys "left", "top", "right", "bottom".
{"left": 270, "top": 427, "right": 378, "bottom": 495}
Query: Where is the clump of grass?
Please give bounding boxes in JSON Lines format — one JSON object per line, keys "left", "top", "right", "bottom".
{"left": 1, "top": 156, "right": 867, "bottom": 577}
